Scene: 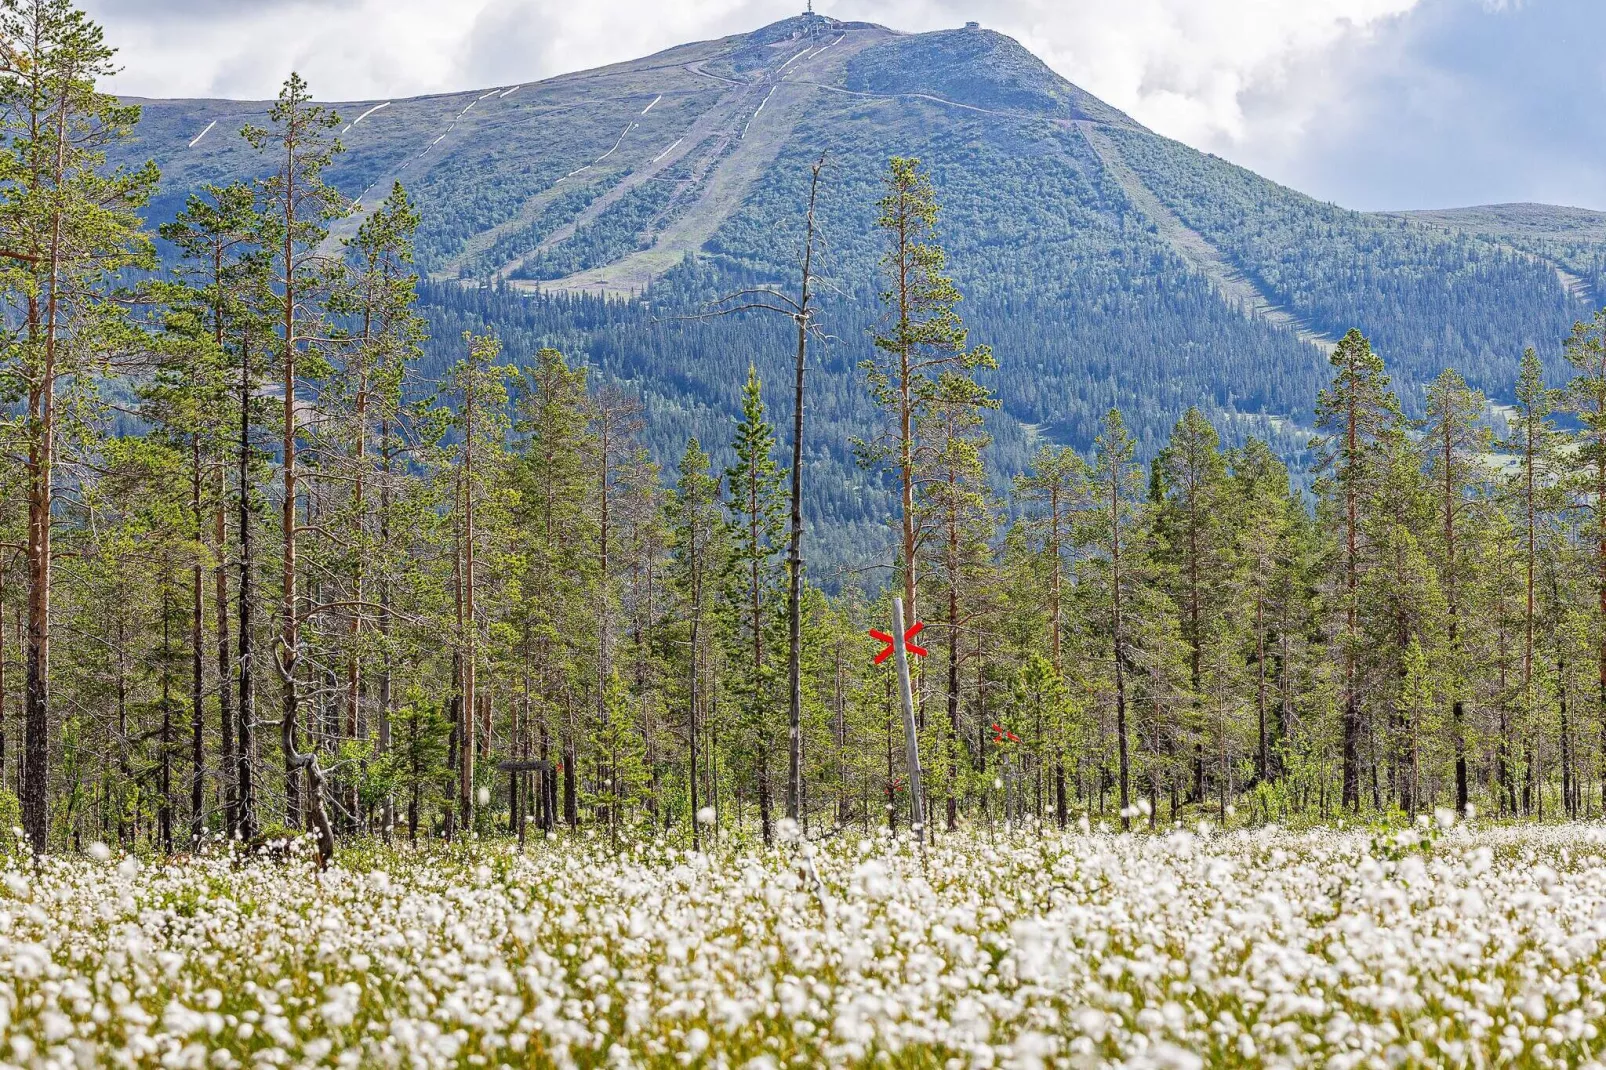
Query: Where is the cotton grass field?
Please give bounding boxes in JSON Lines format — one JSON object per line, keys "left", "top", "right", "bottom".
{"left": 2, "top": 818, "right": 1606, "bottom": 1069}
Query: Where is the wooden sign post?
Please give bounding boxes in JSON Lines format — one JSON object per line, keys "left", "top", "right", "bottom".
{"left": 870, "top": 598, "right": 927, "bottom": 841}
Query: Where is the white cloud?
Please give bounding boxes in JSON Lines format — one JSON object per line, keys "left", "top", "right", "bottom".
{"left": 95, "top": 0, "right": 1602, "bottom": 211}
{"left": 840, "top": 0, "right": 1422, "bottom": 148}
{"left": 87, "top": 0, "right": 1422, "bottom": 157}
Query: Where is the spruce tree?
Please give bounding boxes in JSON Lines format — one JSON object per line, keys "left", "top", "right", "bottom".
{"left": 1312, "top": 329, "right": 1402, "bottom": 811}
{"left": 511, "top": 348, "right": 595, "bottom": 833}
{"left": 1562, "top": 309, "right": 1606, "bottom": 811}
{"left": 723, "top": 367, "right": 787, "bottom": 843}
{"left": 1226, "top": 439, "right": 1298, "bottom": 784}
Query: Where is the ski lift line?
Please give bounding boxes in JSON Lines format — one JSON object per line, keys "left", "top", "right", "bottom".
{"left": 187, "top": 119, "right": 216, "bottom": 149}
{"left": 641, "top": 94, "right": 662, "bottom": 115}
{"left": 561, "top": 165, "right": 592, "bottom": 180}
{"left": 650, "top": 136, "right": 684, "bottom": 164}
{"left": 478, "top": 90, "right": 499, "bottom": 101}
{"left": 345, "top": 101, "right": 391, "bottom": 135}
{"left": 786, "top": 41, "right": 833, "bottom": 72}
{"left": 778, "top": 47, "right": 811, "bottom": 71}
{"left": 594, "top": 121, "right": 634, "bottom": 163}
{"left": 813, "top": 34, "right": 845, "bottom": 56}
{"left": 742, "top": 86, "right": 777, "bottom": 138}
{"left": 500, "top": 85, "right": 523, "bottom": 98}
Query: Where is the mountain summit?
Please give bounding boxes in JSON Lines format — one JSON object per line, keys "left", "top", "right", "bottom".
{"left": 120, "top": 15, "right": 1606, "bottom": 562}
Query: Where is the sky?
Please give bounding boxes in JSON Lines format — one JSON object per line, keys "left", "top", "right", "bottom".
{"left": 81, "top": 0, "right": 1606, "bottom": 212}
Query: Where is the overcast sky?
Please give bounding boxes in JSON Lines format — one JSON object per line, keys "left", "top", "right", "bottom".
{"left": 81, "top": 0, "right": 1606, "bottom": 212}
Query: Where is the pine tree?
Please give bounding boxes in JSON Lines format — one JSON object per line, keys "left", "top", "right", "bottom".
{"left": 1361, "top": 437, "right": 1441, "bottom": 816}
{"left": 859, "top": 156, "right": 995, "bottom": 629}
{"left": 157, "top": 181, "right": 262, "bottom": 839}
{"left": 584, "top": 384, "right": 644, "bottom": 828}
{"left": 383, "top": 692, "right": 450, "bottom": 844}
{"left": 330, "top": 181, "right": 423, "bottom": 792}
{"left": 919, "top": 377, "right": 995, "bottom": 831}
{"left": 1153, "top": 407, "right": 1232, "bottom": 802}
{"left": 617, "top": 448, "right": 667, "bottom": 829}
{"left": 443, "top": 331, "right": 509, "bottom": 834}
{"left": 1015, "top": 445, "right": 1088, "bottom": 824}
{"left": 1017, "top": 445, "right": 1088, "bottom": 665}
{"left": 1422, "top": 368, "right": 1491, "bottom": 814}
{"left": 668, "top": 439, "right": 721, "bottom": 848}
{"left": 243, "top": 72, "right": 345, "bottom": 864}
{"left": 1505, "top": 348, "right": 1563, "bottom": 813}
{"left": 0, "top": 0, "right": 157, "bottom": 853}
{"left": 1090, "top": 409, "right": 1145, "bottom": 829}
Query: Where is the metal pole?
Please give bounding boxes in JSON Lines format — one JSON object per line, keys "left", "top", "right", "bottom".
{"left": 892, "top": 597, "right": 925, "bottom": 839}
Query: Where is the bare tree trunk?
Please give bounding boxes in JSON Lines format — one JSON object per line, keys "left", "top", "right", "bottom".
{"left": 1112, "top": 473, "right": 1130, "bottom": 830}
{"left": 160, "top": 575, "right": 174, "bottom": 853}
{"left": 458, "top": 362, "right": 477, "bottom": 832}
{"left": 275, "top": 122, "right": 334, "bottom": 866}
{"left": 21, "top": 94, "right": 70, "bottom": 857}
{"left": 236, "top": 333, "right": 257, "bottom": 841}
{"left": 215, "top": 463, "right": 235, "bottom": 834}
{"left": 785, "top": 155, "right": 824, "bottom": 822}
{"left": 191, "top": 433, "right": 206, "bottom": 844}
{"left": 378, "top": 415, "right": 393, "bottom": 832}
{"left": 1340, "top": 382, "right": 1362, "bottom": 811}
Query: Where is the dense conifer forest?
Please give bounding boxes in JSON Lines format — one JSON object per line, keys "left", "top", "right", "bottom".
{"left": 8, "top": 0, "right": 1606, "bottom": 869}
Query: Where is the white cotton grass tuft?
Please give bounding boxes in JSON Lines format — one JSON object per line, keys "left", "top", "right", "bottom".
{"left": 696, "top": 806, "right": 716, "bottom": 826}
{"left": 0, "top": 818, "right": 1601, "bottom": 1065}
{"left": 476, "top": 786, "right": 490, "bottom": 807}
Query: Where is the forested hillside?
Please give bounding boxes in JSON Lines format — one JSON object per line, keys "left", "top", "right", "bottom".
{"left": 111, "top": 12, "right": 1606, "bottom": 571}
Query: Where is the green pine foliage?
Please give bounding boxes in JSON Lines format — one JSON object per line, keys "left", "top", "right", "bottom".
{"left": 17, "top": 0, "right": 1606, "bottom": 861}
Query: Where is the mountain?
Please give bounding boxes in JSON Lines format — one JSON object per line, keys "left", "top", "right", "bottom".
{"left": 113, "top": 13, "right": 1606, "bottom": 570}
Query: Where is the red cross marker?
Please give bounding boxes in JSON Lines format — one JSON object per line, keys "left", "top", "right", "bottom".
{"left": 869, "top": 620, "right": 926, "bottom": 664}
